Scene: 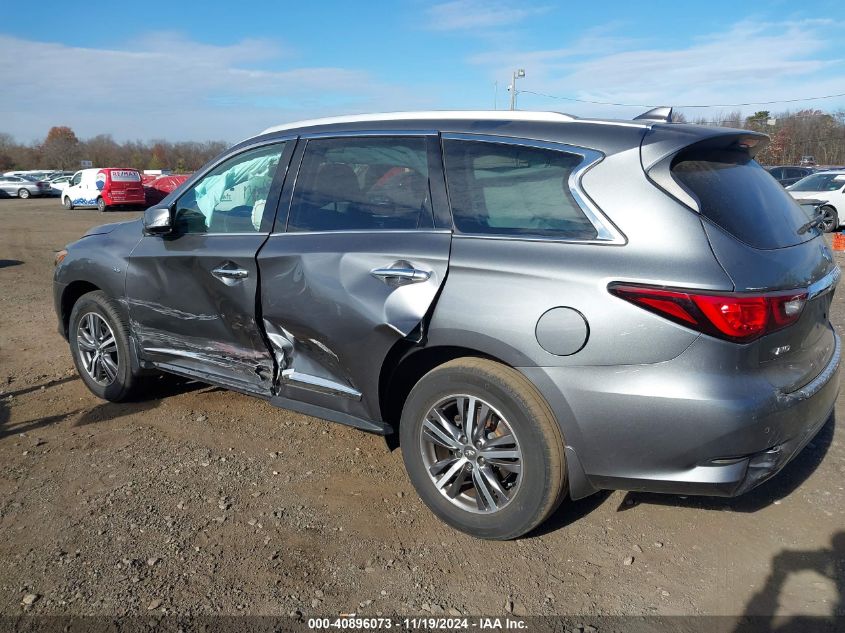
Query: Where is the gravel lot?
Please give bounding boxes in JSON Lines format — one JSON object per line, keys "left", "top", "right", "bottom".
{"left": 0, "top": 197, "right": 843, "bottom": 624}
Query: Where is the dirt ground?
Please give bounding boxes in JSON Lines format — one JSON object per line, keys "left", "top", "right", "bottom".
{"left": 0, "top": 197, "right": 843, "bottom": 624}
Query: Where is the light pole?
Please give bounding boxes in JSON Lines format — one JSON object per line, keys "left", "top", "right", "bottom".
{"left": 509, "top": 68, "right": 525, "bottom": 110}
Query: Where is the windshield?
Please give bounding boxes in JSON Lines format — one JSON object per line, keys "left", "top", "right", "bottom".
{"left": 787, "top": 172, "right": 845, "bottom": 192}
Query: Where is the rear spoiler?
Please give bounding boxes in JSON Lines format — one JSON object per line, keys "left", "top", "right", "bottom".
{"left": 641, "top": 125, "right": 770, "bottom": 212}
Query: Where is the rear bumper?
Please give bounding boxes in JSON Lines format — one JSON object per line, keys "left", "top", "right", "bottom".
{"left": 520, "top": 332, "right": 840, "bottom": 500}
{"left": 103, "top": 192, "right": 145, "bottom": 206}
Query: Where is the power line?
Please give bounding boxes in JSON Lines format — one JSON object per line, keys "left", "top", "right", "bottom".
{"left": 518, "top": 89, "right": 845, "bottom": 109}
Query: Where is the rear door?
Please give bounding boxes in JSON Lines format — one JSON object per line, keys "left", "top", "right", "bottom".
{"left": 126, "top": 141, "right": 293, "bottom": 394}
{"left": 257, "top": 133, "right": 452, "bottom": 425}
{"left": 104, "top": 169, "right": 145, "bottom": 205}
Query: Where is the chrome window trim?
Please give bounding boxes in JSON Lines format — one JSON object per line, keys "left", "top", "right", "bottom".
{"left": 808, "top": 266, "right": 841, "bottom": 300}
{"left": 440, "top": 132, "right": 627, "bottom": 245}
{"left": 169, "top": 232, "right": 271, "bottom": 238}
{"left": 300, "top": 129, "right": 439, "bottom": 140}
{"left": 184, "top": 136, "right": 297, "bottom": 185}
{"left": 269, "top": 228, "right": 452, "bottom": 237}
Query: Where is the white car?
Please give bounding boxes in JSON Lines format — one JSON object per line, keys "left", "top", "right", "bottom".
{"left": 48, "top": 175, "right": 73, "bottom": 194}
{"left": 787, "top": 170, "right": 845, "bottom": 232}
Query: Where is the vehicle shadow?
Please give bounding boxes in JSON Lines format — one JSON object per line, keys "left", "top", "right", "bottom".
{"left": 0, "top": 375, "right": 82, "bottom": 439}
{"left": 0, "top": 410, "right": 84, "bottom": 440}
{"left": 73, "top": 375, "right": 217, "bottom": 427}
{"left": 0, "top": 374, "right": 78, "bottom": 399}
{"left": 528, "top": 489, "right": 613, "bottom": 538}
{"left": 616, "top": 413, "right": 835, "bottom": 514}
{"left": 733, "top": 531, "right": 844, "bottom": 632}
{"left": 0, "top": 259, "right": 23, "bottom": 268}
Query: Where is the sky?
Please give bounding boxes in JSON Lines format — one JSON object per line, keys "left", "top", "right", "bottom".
{"left": 1, "top": 0, "right": 844, "bottom": 143}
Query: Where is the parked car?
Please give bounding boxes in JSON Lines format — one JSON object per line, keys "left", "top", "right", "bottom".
{"left": 800, "top": 155, "right": 817, "bottom": 166}
{"left": 62, "top": 167, "right": 145, "bottom": 211}
{"left": 143, "top": 174, "right": 191, "bottom": 206}
{"left": 0, "top": 174, "right": 51, "bottom": 198}
{"left": 53, "top": 110, "right": 840, "bottom": 539}
{"left": 47, "top": 175, "right": 73, "bottom": 195}
{"left": 786, "top": 170, "right": 845, "bottom": 232}
{"left": 765, "top": 165, "right": 814, "bottom": 187}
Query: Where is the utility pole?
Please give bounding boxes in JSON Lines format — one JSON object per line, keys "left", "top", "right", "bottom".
{"left": 509, "top": 68, "right": 525, "bottom": 110}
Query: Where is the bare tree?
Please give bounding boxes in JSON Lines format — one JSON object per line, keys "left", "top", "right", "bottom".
{"left": 40, "top": 126, "right": 80, "bottom": 170}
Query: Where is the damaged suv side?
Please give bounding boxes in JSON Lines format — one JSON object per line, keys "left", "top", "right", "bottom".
{"left": 55, "top": 111, "right": 840, "bottom": 539}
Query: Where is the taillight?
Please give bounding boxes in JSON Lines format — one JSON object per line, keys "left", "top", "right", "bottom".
{"left": 609, "top": 284, "right": 807, "bottom": 343}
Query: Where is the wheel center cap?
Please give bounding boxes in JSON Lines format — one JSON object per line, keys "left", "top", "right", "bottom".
{"left": 464, "top": 448, "right": 477, "bottom": 459}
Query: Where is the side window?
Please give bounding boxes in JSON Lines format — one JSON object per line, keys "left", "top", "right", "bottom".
{"left": 174, "top": 143, "right": 285, "bottom": 234}
{"left": 70, "top": 172, "right": 81, "bottom": 186}
{"left": 287, "top": 136, "right": 433, "bottom": 232}
{"left": 442, "top": 139, "right": 598, "bottom": 240}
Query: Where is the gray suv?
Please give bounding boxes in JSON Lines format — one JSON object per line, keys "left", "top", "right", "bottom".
{"left": 53, "top": 110, "right": 840, "bottom": 539}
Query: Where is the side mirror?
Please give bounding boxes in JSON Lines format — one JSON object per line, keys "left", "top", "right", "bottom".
{"left": 143, "top": 205, "right": 173, "bottom": 235}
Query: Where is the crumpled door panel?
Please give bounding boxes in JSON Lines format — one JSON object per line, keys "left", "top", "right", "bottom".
{"left": 257, "top": 231, "right": 451, "bottom": 421}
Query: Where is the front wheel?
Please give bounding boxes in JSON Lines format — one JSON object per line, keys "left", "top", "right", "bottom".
{"left": 97, "top": 197, "right": 107, "bottom": 212}
{"left": 17, "top": 188, "right": 30, "bottom": 199}
{"left": 400, "top": 358, "right": 567, "bottom": 540}
{"left": 69, "top": 291, "right": 143, "bottom": 401}
{"left": 63, "top": 196, "right": 74, "bottom": 210}
{"left": 820, "top": 205, "right": 839, "bottom": 233}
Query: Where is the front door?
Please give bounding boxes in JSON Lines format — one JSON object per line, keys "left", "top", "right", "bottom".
{"left": 257, "top": 134, "right": 452, "bottom": 423}
{"left": 126, "top": 141, "right": 292, "bottom": 395}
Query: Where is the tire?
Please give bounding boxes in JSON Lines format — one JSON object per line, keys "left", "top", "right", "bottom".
{"left": 17, "top": 188, "right": 30, "bottom": 199}
{"left": 821, "top": 205, "right": 839, "bottom": 233}
{"left": 400, "top": 357, "right": 567, "bottom": 540}
{"left": 62, "top": 196, "right": 74, "bottom": 210}
{"left": 68, "top": 290, "right": 143, "bottom": 402}
{"left": 97, "top": 197, "right": 107, "bottom": 213}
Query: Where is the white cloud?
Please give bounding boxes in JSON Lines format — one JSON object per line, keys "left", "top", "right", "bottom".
{"left": 426, "top": 0, "right": 548, "bottom": 32}
{"left": 0, "top": 34, "right": 426, "bottom": 142}
{"left": 468, "top": 19, "right": 845, "bottom": 119}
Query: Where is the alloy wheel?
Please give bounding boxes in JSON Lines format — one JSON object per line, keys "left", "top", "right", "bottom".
{"left": 419, "top": 394, "right": 522, "bottom": 513}
{"left": 76, "top": 312, "right": 119, "bottom": 386}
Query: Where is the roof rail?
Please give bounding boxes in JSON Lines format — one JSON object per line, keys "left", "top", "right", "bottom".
{"left": 633, "top": 106, "right": 673, "bottom": 122}
{"left": 260, "top": 110, "right": 576, "bottom": 135}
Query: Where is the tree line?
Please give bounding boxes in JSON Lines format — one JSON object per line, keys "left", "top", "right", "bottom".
{"left": 0, "top": 127, "right": 228, "bottom": 173}
{"left": 3, "top": 110, "right": 845, "bottom": 173}
{"left": 674, "top": 108, "right": 845, "bottom": 166}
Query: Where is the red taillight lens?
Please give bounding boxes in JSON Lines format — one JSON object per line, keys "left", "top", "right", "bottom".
{"left": 609, "top": 284, "right": 807, "bottom": 343}
{"left": 692, "top": 294, "right": 769, "bottom": 340}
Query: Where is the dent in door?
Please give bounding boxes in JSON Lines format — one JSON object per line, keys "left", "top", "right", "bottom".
{"left": 259, "top": 232, "right": 450, "bottom": 411}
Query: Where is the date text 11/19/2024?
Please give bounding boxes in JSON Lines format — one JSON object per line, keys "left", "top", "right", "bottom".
{"left": 307, "top": 616, "right": 528, "bottom": 630}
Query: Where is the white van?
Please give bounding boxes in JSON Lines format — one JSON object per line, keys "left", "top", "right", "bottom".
{"left": 62, "top": 169, "right": 101, "bottom": 209}
{"left": 62, "top": 167, "right": 145, "bottom": 212}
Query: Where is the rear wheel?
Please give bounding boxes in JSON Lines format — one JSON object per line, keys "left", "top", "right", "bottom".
{"left": 69, "top": 291, "right": 143, "bottom": 401}
{"left": 820, "top": 205, "right": 839, "bottom": 233}
{"left": 97, "top": 197, "right": 107, "bottom": 212}
{"left": 62, "top": 196, "right": 74, "bottom": 210}
{"left": 17, "top": 188, "right": 30, "bottom": 199}
{"left": 400, "top": 358, "right": 567, "bottom": 540}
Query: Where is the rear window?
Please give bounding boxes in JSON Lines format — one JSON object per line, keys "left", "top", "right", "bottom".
{"left": 672, "top": 150, "right": 814, "bottom": 249}
{"left": 108, "top": 169, "right": 141, "bottom": 182}
{"left": 442, "top": 139, "right": 598, "bottom": 239}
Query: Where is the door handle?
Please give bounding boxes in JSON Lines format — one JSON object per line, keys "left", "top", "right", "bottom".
{"left": 370, "top": 267, "right": 431, "bottom": 284}
{"left": 212, "top": 267, "right": 249, "bottom": 281}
